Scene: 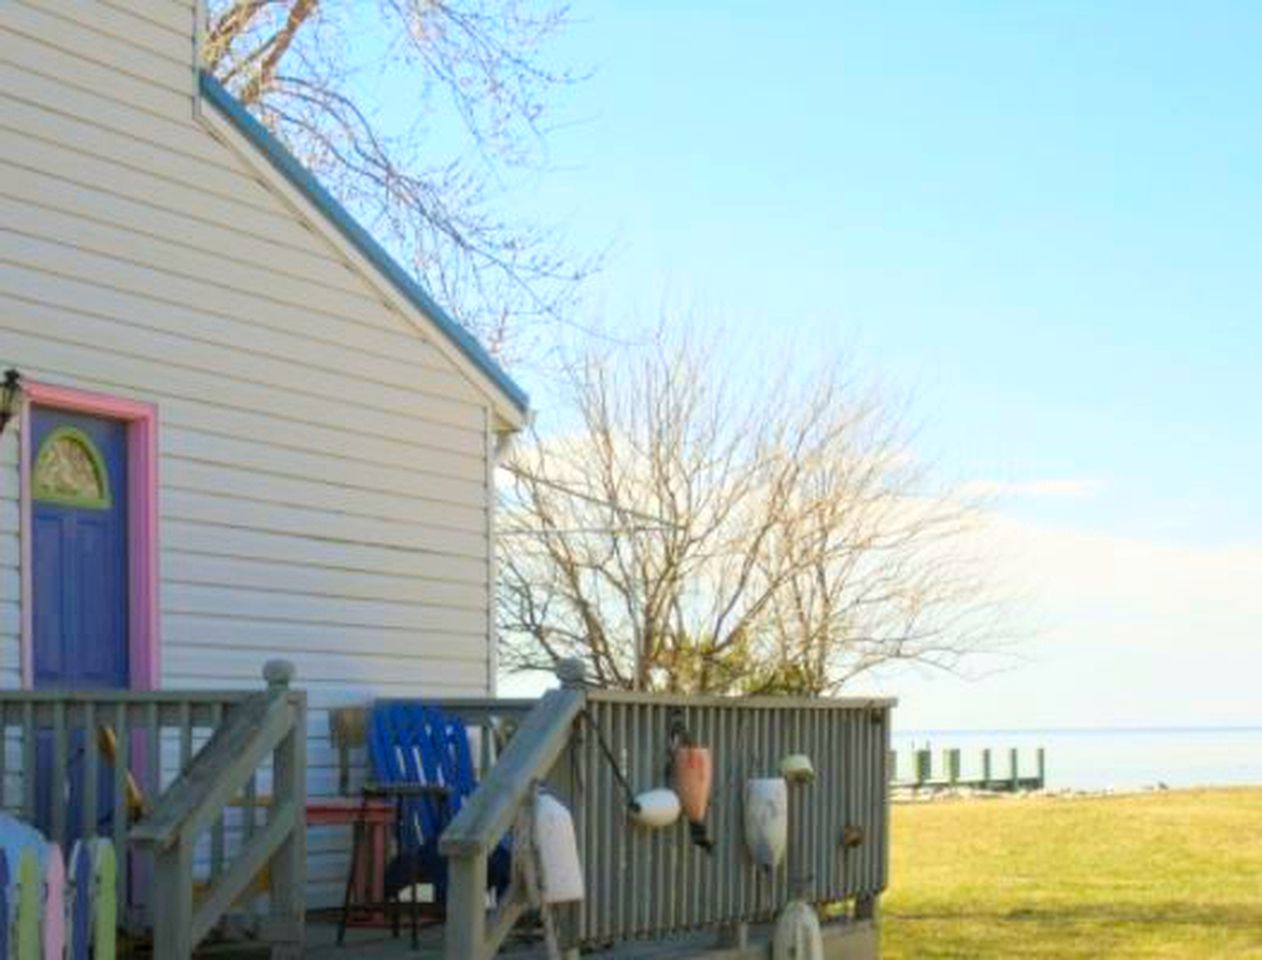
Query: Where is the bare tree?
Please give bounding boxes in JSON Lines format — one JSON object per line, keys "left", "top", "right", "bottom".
{"left": 498, "top": 331, "right": 1001, "bottom": 695}
{"left": 204, "top": 0, "right": 594, "bottom": 360}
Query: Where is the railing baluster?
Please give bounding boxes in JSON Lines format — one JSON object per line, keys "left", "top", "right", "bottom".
{"left": 51, "top": 698, "right": 67, "bottom": 846}
{"left": 479, "top": 719, "right": 492, "bottom": 780}
{"left": 650, "top": 704, "right": 664, "bottom": 936}
{"left": 146, "top": 702, "right": 161, "bottom": 799}
{"left": 655, "top": 701, "right": 667, "bottom": 936}
{"left": 613, "top": 701, "right": 627, "bottom": 938}
{"left": 754, "top": 706, "right": 765, "bottom": 917}
{"left": 112, "top": 702, "right": 129, "bottom": 929}
{"left": 859, "top": 710, "right": 871, "bottom": 892}
{"left": 830, "top": 708, "right": 843, "bottom": 893}
{"left": 861, "top": 710, "right": 871, "bottom": 892}
{"left": 84, "top": 700, "right": 98, "bottom": 841}
{"left": 870, "top": 708, "right": 881, "bottom": 889}
{"left": 679, "top": 703, "right": 691, "bottom": 933}
{"left": 810, "top": 705, "right": 822, "bottom": 902}
{"left": 179, "top": 701, "right": 193, "bottom": 772}
{"left": 788, "top": 708, "right": 800, "bottom": 898}
{"left": 730, "top": 706, "right": 744, "bottom": 925}
{"left": 0, "top": 706, "right": 8, "bottom": 813}
{"left": 244, "top": 770, "right": 259, "bottom": 927}
{"left": 848, "top": 711, "right": 859, "bottom": 894}
{"left": 21, "top": 702, "right": 34, "bottom": 823}
{"left": 629, "top": 700, "right": 644, "bottom": 937}
{"left": 210, "top": 703, "right": 226, "bottom": 883}
{"left": 769, "top": 708, "right": 780, "bottom": 910}
{"left": 583, "top": 703, "right": 596, "bottom": 941}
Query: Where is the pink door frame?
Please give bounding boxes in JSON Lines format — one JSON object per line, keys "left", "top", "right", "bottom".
{"left": 19, "top": 381, "right": 159, "bottom": 691}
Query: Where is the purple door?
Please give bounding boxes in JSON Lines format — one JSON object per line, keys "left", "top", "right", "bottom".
{"left": 31, "top": 408, "right": 129, "bottom": 690}
{"left": 30, "top": 408, "right": 129, "bottom": 842}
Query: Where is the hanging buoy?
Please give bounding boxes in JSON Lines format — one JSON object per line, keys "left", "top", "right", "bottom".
{"left": 673, "top": 745, "right": 715, "bottom": 849}
{"left": 533, "top": 793, "right": 585, "bottom": 903}
{"left": 772, "top": 900, "right": 824, "bottom": 960}
{"left": 744, "top": 778, "right": 788, "bottom": 870}
{"left": 779, "top": 754, "right": 815, "bottom": 784}
{"left": 630, "top": 788, "right": 681, "bottom": 829}
{"left": 673, "top": 746, "right": 713, "bottom": 822}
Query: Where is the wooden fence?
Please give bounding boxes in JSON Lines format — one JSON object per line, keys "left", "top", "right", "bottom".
{"left": 439, "top": 665, "right": 893, "bottom": 959}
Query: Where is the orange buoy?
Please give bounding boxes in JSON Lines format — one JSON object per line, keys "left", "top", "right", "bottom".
{"left": 673, "top": 745, "right": 713, "bottom": 825}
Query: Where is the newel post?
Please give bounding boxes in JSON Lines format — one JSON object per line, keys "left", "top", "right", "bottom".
{"left": 264, "top": 660, "right": 307, "bottom": 958}
{"left": 556, "top": 658, "right": 587, "bottom": 688}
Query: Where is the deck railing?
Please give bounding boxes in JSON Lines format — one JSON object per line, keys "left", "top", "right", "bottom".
{"left": 131, "top": 660, "right": 307, "bottom": 959}
{"left": 440, "top": 666, "right": 893, "bottom": 958}
{"left": 440, "top": 683, "right": 586, "bottom": 958}
{"left": 0, "top": 664, "right": 307, "bottom": 959}
{"left": 0, "top": 685, "right": 248, "bottom": 929}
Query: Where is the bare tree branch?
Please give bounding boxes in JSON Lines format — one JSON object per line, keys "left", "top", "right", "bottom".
{"left": 205, "top": 0, "right": 597, "bottom": 362}
{"left": 498, "top": 327, "right": 1006, "bottom": 694}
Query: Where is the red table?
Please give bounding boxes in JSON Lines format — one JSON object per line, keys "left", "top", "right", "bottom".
{"left": 306, "top": 797, "right": 394, "bottom": 925}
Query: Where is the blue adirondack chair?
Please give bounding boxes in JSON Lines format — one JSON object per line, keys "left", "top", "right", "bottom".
{"left": 367, "top": 703, "right": 511, "bottom": 908}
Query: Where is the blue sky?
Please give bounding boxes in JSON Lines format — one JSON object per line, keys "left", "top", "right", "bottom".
{"left": 380, "top": 3, "right": 1262, "bottom": 726}
{"left": 515, "top": 0, "right": 1261, "bottom": 537}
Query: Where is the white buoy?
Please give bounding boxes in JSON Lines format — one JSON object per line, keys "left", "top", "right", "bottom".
{"left": 630, "top": 788, "right": 682, "bottom": 829}
{"left": 779, "top": 754, "right": 816, "bottom": 784}
{"left": 533, "top": 792, "right": 585, "bottom": 903}
{"left": 772, "top": 900, "right": 824, "bottom": 960}
{"left": 744, "top": 778, "right": 788, "bottom": 870}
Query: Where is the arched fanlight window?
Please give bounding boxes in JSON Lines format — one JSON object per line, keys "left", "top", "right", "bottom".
{"left": 32, "top": 427, "right": 112, "bottom": 509}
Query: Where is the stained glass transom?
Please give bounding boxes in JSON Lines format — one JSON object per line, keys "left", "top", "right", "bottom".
{"left": 32, "top": 428, "right": 110, "bottom": 508}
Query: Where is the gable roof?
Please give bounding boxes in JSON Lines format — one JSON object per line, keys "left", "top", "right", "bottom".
{"left": 198, "top": 72, "right": 530, "bottom": 419}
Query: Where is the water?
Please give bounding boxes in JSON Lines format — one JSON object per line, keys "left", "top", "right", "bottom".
{"left": 891, "top": 726, "right": 1262, "bottom": 791}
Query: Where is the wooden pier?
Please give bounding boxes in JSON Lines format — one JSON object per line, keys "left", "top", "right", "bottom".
{"left": 890, "top": 746, "right": 1046, "bottom": 792}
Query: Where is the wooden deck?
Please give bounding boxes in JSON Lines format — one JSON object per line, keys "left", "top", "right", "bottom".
{"left": 197, "top": 920, "right": 450, "bottom": 959}
{"left": 193, "top": 916, "right": 879, "bottom": 959}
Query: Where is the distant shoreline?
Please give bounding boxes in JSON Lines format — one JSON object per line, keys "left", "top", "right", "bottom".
{"left": 892, "top": 782, "right": 1262, "bottom": 803}
{"left": 894, "top": 725, "right": 1262, "bottom": 736}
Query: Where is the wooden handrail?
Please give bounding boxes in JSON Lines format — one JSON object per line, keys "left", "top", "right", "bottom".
{"left": 439, "top": 687, "right": 584, "bottom": 859}
{"left": 130, "top": 661, "right": 307, "bottom": 960}
{"left": 439, "top": 662, "right": 897, "bottom": 958}
{"left": 439, "top": 682, "right": 586, "bottom": 959}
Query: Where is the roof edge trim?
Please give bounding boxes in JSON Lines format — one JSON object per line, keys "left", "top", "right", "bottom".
{"left": 198, "top": 71, "right": 530, "bottom": 416}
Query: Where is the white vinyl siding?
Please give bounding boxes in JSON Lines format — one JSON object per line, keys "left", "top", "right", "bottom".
{"left": 0, "top": 0, "right": 502, "bottom": 904}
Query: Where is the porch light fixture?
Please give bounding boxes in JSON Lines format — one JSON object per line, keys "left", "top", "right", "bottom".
{"left": 0, "top": 369, "right": 20, "bottom": 437}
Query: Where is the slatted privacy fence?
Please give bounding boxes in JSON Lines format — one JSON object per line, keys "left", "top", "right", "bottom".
{"left": 0, "top": 689, "right": 247, "bottom": 927}
{"left": 552, "top": 690, "right": 894, "bottom": 949}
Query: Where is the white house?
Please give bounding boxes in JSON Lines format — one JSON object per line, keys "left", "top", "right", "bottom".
{"left": 0, "top": 0, "right": 527, "bottom": 905}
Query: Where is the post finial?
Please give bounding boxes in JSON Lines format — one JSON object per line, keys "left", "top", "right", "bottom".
{"left": 556, "top": 658, "right": 587, "bottom": 688}
{"left": 263, "top": 659, "right": 296, "bottom": 693}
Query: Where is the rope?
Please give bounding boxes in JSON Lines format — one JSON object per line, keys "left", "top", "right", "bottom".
{"left": 579, "top": 708, "right": 641, "bottom": 813}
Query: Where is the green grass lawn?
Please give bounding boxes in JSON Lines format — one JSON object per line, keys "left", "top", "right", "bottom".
{"left": 882, "top": 788, "right": 1262, "bottom": 959}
